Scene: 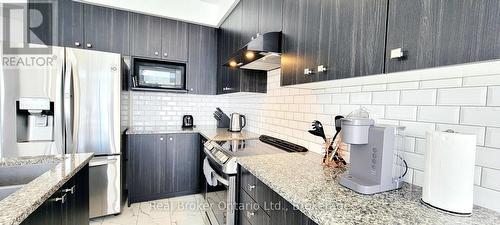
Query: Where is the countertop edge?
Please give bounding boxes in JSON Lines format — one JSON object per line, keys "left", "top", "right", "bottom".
{"left": 0, "top": 153, "right": 94, "bottom": 225}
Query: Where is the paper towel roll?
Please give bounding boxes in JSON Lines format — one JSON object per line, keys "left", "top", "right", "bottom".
{"left": 422, "top": 130, "right": 476, "bottom": 215}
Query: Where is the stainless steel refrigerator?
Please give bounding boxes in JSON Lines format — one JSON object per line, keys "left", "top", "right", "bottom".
{"left": 0, "top": 46, "right": 122, "bottom": 218}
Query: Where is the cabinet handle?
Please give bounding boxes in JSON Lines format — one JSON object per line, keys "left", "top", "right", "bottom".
{"left": 62, "top": 185, "right": 76, "bottom": 194}
{"left": 163, "top": 53, "right": 168, "bottom": 57}
{"left": 247, "top": 184, "right": 256, "bottom": 191}
{"left": 317, "top": 65, "right": 327, "bottom": 73}
{"left": 74, "top": 42, "right": 81, "bottom": 47}
{"left": 169, "top": 137, "right": 173, "bottom": 141}
{"left": 160, "top": 137, "right": 164, "bottom": 141}
{"left": 190, "top": 88, "right": 194, "bottom": 92}
{"left": 50, "top": 193, "right": 67, "bottom": 204}
{"left": 154, "top": 51, "right": 159, "bottom": 56}
{"left": 246, "top": 211, "right": 255, "bottom": 218}
{"left": 86, "top": 43, "right": 92, "bottom": 48}
{"left": 304, "top": 68, "right": 313, "bottom": 75}
{"left": 390, "top": 48, "right": 406, "bottom": 60}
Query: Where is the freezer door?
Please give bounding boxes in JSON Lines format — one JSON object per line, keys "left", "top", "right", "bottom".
{"left": 0, "top": 46, "right": 65, "bottom": 157}
{"left": 89, "top": 155, "right": 122, "bottom": 218}
{"left": 65, "top": 48, "right": 121, "bottom": 155}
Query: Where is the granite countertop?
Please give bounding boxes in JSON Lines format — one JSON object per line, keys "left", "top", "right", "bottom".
{"left": 126, "top": 125, "right": 260, "bottom": 141}
{"left": 237, "top": 153, "right": 500, "bottom": 225}
{"left": 0, "top": 153, "right": 94, "bottom": 225}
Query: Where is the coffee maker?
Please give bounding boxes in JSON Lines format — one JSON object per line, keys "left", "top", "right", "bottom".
{"left": 339, "top": 116, "right": 406, "bottom": 195}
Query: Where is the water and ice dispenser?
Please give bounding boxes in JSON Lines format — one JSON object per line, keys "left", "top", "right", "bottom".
{"left": 339, "top": 111, "right": 407, "bottom": 195}
{"left": 17, "top": 97, "right": 54, "bottom": 142}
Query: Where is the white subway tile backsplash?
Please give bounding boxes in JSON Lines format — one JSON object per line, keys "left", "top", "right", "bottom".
{"left": 372, "top": 91, "right": 400, "bottom": 105}
{"left": 461, "top": 107, "right": 500, "bottom": 127}
{"left": 485, "top": 127, "right": 500, "bottom": 149}
{"left": 399, "top": 121, "right": 436, "bottom": 138}
{"left": 476, "top": 147, "right": 500, "bottom": 170}
{"left": 349, "top": 92, "right": 372, "bottom": 104}
{"left": 387, "top": 82, "right": 419, "bottom": 90}
{"left": 316, "top": 94, "right": 332, "bottom": 104}
{"left": 403, "top": 152, "right": 425, "bottom": 171}
{"left": 413, "top": 170, "right": 424, "bottom": 187}
{"left": 437, "top": 87, "right": 487, "bottom": 106}
{"left": 341, "top": 86, "right": 362, "bottom": 93}
{"left": 331, "top": 93, "right": 350, "bottom": 104}
{"left": 400, "top": 90, "right": 437, "bottom": 105}
{"left": 362, "top": 84, "right": 387, "bottom": 92}
{"left": 386, "top": 106, "right": 417, "bottom": 121}
{"left": 481, "top": 168, "right": 500, "bottom": 191}
{"left": 420, "top": 78, "right": 462, "bottom": 89}
{"left": 418, "top": 106, "right": 460, "bottom": 124}
{"left": 487, "top": 86, "right": 500, "bottom": 106}
{"left": 464, "top": 74, "right": 500, "bottom": 87}
{"left": 474, "top": 186, "right": 500, "bottom": 212}
{"left": 435, "top": 124, "right": 486, "bottom": 145}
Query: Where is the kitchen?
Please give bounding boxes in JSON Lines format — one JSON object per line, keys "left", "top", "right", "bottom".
{"left": 1, "top": 0, "right": 500, "bottom": 225}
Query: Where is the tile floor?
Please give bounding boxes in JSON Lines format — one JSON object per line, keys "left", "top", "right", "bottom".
{"left": 90, "top": 194, "right": 210, "bottom": 225}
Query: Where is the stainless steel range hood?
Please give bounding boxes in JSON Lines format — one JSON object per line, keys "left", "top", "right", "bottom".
{"left": 223, "top": 32, "right": 281, "bottom": 71}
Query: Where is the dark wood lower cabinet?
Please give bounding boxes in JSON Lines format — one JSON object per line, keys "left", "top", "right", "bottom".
{"left": 21, "top": 165, "right": 90, "bottom": 225}
{"left": 127, "top": 133, "right": 201, "bottom": 204}
{"left": 237, "top": 167, "right": 317, "bottom": 225}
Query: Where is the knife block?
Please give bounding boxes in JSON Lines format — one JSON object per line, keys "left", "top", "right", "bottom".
{"left": 217, "top": 114, "right": 230, "bottom": 128}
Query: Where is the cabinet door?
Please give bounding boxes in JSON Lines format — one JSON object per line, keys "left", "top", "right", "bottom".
{"left": 318, "top": 0, "right": 387, "bottom": 81}
{"left": 241, "top": 0, "right": 261, "bottom": 44}
{"left": 83, "top": 5, "right": 130, "bottom": 54}
{"left": 129, "top": 134, "right": 168, "bottom": 198}
{"left": 187, "top": 24, "right": 217, "bottom": 95}
{"left": 21, "top": 192, "right": 63, "bottom": 225}
{"left": 58, "top": 0, "right": 84, "bottom": 48}
{"left": 281, "top": 0, "right": 321, "bottom": 86}
{"left": 161, "top": 19, "right": 189, "bottom": 61}
{"left": 166, "top": 134, "right": 200, "bottom": 193}
{"left": 130, "top": 13, "right": 162, "bottom": 58}
{"left": 385, "top": 0, "right": 500, "bottom": 73}
{"left": 259, "top": 0, "right": 283, "bottom": 34}
{"left": 27, "top": 0, "right": 56, "bottom": 46}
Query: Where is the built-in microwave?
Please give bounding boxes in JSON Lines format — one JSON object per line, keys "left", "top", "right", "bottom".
{"left": 131, "top": 57, "right": 186, "bottom": 91}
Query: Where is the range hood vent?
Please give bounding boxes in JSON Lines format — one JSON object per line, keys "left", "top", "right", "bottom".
{"left": 223, "top": 32, "right": 281, "bottom": 71}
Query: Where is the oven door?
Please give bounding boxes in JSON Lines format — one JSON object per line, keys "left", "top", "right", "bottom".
{"left": 204, "top": 159, "right": 236, "bottom": 225}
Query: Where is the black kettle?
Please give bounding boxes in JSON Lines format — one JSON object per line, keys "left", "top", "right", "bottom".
{"left": 182, "top": 115, "right": 194, "bottom": 128}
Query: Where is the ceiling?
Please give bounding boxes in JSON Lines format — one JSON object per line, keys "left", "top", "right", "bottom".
{"left": 76, "top": 0, "right": 239, "bottom": 27}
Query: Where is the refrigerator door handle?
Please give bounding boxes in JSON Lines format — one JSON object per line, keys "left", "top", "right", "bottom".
{"left": 64, "top": 56, "right": 73, "bottom": 153}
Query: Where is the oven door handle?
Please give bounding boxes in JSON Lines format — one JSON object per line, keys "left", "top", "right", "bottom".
{"left": 213, "top": 172, "right": 229, "bottom": 186}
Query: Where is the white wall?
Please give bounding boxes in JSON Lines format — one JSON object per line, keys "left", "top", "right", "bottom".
{"left": 124, "top": 59, "right": 500, "bottom": 212}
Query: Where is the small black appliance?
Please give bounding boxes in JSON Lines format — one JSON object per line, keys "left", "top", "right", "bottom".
{"left": 182, "top": 115, "right": 194, "bottom": 128}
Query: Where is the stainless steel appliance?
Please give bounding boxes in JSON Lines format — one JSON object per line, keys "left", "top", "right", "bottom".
{"left": 131, "top": 57, "right": 186, "bottom": 91}
{"left": 0, "top": 47, "right": 122, "bottom": 218}
{"left": 223, "top": 32, "right": 282, "bottom": 71}
{"left": 338, "top": 117, "right": 407, "bottom": 195}
{"left": 202, "top": 136, "right": 307, "bottom": 225}
{"left": 182, "top": 115, "right": 194, "bottom": 128}
{"left": 229, "top": 113, "right": 246, "bottom": 132}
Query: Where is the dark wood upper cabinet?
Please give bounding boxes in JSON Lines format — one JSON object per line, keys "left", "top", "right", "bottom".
{"left": 161, "top": 19, "right": 189, "bottom": 61}
{"left": 241, "top": 0, "right": 261, "bottom": 44}
{"left": 281, "top": 0, "right": 387, "bottom": 86}
{"left": 187, "top": 24, "right": 217, "bottom": 95}
{"left": 385, "top": 0, "right": 500, "bottom": 73}
{"left": 259, "top": 0, "right": 283, "bottom": 34}
{"left": 58, "top": 0, "right": 84, "bottom": 48}
{"left": 320, "top": 0, "right": 387, "bottom": 81}
{"left": 83, "top": 5, "right": 130, "bottom": 54}
{"left": 130, "top": 13, "right": 162, "bottom": 58}
{"left": 281, "top": 0, "right": 321, "bottom": 86}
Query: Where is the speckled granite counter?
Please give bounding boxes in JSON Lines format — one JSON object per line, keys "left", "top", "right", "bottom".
{"left": 237, "top": 153, "right": 500, "bottom": 225}
{"left": 0, "top": 153, "right": 94, "bottom": 225}
{"left": 126, "top": 126, "right": 260, "bottom": 141}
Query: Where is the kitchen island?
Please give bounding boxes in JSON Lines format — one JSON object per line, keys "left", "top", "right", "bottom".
{"left": 0, "top": 153, "right": 93, "bottom": 225}
{"left": 237, "top": 152, "right": 500, "bottom": 225}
